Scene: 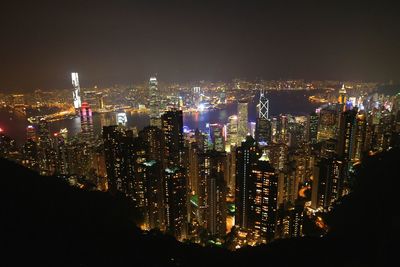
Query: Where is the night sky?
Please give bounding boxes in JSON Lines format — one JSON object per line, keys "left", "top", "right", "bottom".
{"left": 1, "top": 0, "right": 399, "bottom": 91}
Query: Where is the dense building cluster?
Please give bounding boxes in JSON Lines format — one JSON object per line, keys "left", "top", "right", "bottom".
{"left": 1, "top": 76, "right": 399, "bottom": 249}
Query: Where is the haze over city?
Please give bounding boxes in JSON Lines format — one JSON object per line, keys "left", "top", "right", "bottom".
{"left": 1, "top": 0, "right": 400, "bottom": 91}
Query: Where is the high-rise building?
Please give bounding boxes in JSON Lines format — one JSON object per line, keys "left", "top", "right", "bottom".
{"left": 164, "top": 167, "right": 188, "bottom": 240}
{"left": 226, "top": 115, "right": 238, "bottom": 152}
{"left": 259, "top": 89, "right": 269, "bottom": 120}
{"left": 235, "top": 135, "right": 259, "bottom": 228}
{"left": 337, "top": 109, "right": 357, "bottom": 161}
{"left": 263, "top": 143, "right": 288, "bottom": 171}
{"left": 149, "top": 77, "right": 161, "bottom": 128}
{"left": 353, "top": 113, "right": 366, "bottom": 162}
{"left": 103, "top": 126, "right": 147, "bottom": 205}
{"left": 308, "top": 112, "right": 319, "bottom": 144}
{"left": 317, "top": 107, "right": 338, "bottom": 142}
{"left": 255, "top": 117, "right": 272, "bottom": 147}
{"left": 21, "top": 139, "right": 38, "bottom": 171}
{"left": 37, "top": 118, "right": 55, "bottom": 176}
{"left": 338, "top": 84, "right": 347, "bottom": 111}
{"left": 197, "top": 151, "right": 227, "bottom": 236}
{"left": 64, "top": 139, "right": 94, "bottom": 181}
{"left": 71, "top": 72, "right": 82, "bottom": 109}
{"left": 161, "top": 110, "right": 184, "bottom": 168}
{"left": 26, "top": 125, "right": 37, "bottom": 142}
{"left": 80, "top": 102, "right": 94, "bottom": 142}
{"left": 250, "top": 153, "right": 278, "bottom": 242}
{"left": 139, "top": 126, "right": 164, "bottom": 163}
{"left": 208, "top": 123, "right": 225, "bottom": 152}
{"left": 193, "top": 87, "right": 202, "bottom": 108}
{"left": 237, "top": 101, "right": 249, "bottom": 143}
{"left": 276, "top": 204, "right": 303, "bottom": 239}
{"left": 278, "top": 115, "right": 289, "bottom": 144}
{"left": 311, "top": 156, "right": 345, "bottom": 211}
{"left": 143, "top": 160, "right": 165, "bottom": 230}
{"left": 53, "top": 133, "right": 68, "bottom": 175}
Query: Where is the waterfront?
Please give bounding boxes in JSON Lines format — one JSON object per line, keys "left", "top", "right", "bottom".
{"left": 0, "top": 90, "right": 321, "bottom": 146}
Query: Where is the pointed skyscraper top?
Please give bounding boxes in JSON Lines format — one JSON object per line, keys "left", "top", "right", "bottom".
{"left": 259, "top": 150, "right": 270, "bottom": 162}
{"left": 339, "top": 84, "right": 347, "bottom": 93}
{"left": 259, "top": 88, "right": 269, "bottom": 120}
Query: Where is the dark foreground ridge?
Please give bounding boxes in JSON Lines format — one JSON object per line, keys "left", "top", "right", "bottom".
{"left": 2, "top": 148, "right": 398, "bottom": 266}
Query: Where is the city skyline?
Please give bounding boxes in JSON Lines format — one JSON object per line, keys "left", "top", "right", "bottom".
{"left": 1, "top": 1, "right": 398, "bottom": 266}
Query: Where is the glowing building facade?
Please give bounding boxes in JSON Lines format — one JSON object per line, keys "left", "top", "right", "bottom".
{"left": 71, "top": 72, "right": 82, "bottom": 109}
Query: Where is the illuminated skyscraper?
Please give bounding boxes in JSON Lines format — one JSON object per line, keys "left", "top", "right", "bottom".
{"left": 205, "top": 151, "right": 227, "bottom": 237}
{"left": 80, "top": 102, "right": 94, "bottom": 142}
{"left": 37, "top": 118, "right": 56, "bottom": 176}
{"left": 139, "top": 126, "right": 165, "bottom": 163}
{"left": 208, "top": 123, "right": 225, "bottom": 152}
{"left": 226, "top": 115, "right": 238, "bottom": 152}
{"left": 337, "top": 109, "right": 357, "bottom": 161}
{"left": 22, "top": 139, "right": 38, "bottom": 171}
{"left": 143, "top": 160, "right": 165, "bottom": 230}
{"left": 161, "top": 110, "right": 184, "bottom": 168}
{"left": 338, "top": 84, "right": 347, "bottom": 110}
{"left": 193, "top": 86, "right": 202, "bottom": 108}
{"left": 102, "top": 126, "right": 147, "bottom": 205}
{"left": 71, "top": 72, "right": 82, "bottom": 109}
{"left": 164, "top": 167, "right": 188, "bottom": 240}
{"left": 237, "top": 101, "right": 249, "bottom": 143}
{"left": 311, "top": 156, "right": 345, "bottom": 211}
{"left": 235, "top": 135, "right": 259, "bottom": 228}
{"left": 197, "top": 151, "right": 227, "bottom": 236}
{"left": 26, "top": 125, "right": 37, "bottom": 142}
{"left": 259, "top": 89, "right": 269, "bottom": 120}
{"left": 53, "top": 133, "right": 68, "bottom": 175}
{"left": 149, "top": 77, "right": 161, "bottom": 128}
{"left": 250, "top": 153, "right": 278, "bottom": 242}
{"left": 255, "top": 118, "right": 271, "bottom": 147}
{"left": 308, "top": 112, "right": 319, "bottom": 144}
{"left": 317, "top": 107, "right": 338, "bottom": 142}
{"left": 352, "top": 113, "right": 366, "bottom": 162}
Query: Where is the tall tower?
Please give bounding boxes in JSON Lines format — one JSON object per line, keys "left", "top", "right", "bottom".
{"left": 235, "top": 135, "right": 259, "bottom": 228}
{"left": 80, "top": 102, "right": 94, "bottom": 143}
{"left": 311, "top": 157, "right": 345, "bottom": 211}
{"left": 352, "top": 113, "right": 366, "bottom": 162}
{"left": 139, "top": 126, "right": 165, "bottom": 162}
{"left": 149, "top": 77, "right": 161, "bottom": 128}
{"left": 208, "top": 123, "right": 225, "bottom": 152}
{"left": 197, "top": 151, "right": 227, "bottom": 236}
{"left": 164, "top": 167, "right": 188, "bottom": 240}
{"left": 308, "top": 112, "right": 319, "bottom": 144}
{"left": 37, "top": 118, "right": 55, "bottom": 176}
{"left": 259, "top": 89, "right": 269, "bottom": 120}
{"left": 237, "top": 101, "right": 249, "bottom": 143}
{"left": 226, "top": 115, "right": 238, "bottom": 152}
{"left": 143, "top": 160, "right": 165, "bottom": 230}
{"left": 317, "top": 107, "right": 338, "bottom": 142}
{"left": 71, "top": 72, "right": 82, "bottom": 109}
{"left": 161, "top": 110, "right": 184, "bottom": 168}
{"left": 338, "top": 84, "right": 347, "bottom": 112}
{"left": 205, "top": 151, "right": 227, "bottom": 237}
{"left": 338, "top": 84, "right": 347, "bottom": 105}
{"left": 250, "top": 153, "right": 278, "bottom": 242}
{"left": 26, "top": 125, "right": 37, "bottom": 142}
